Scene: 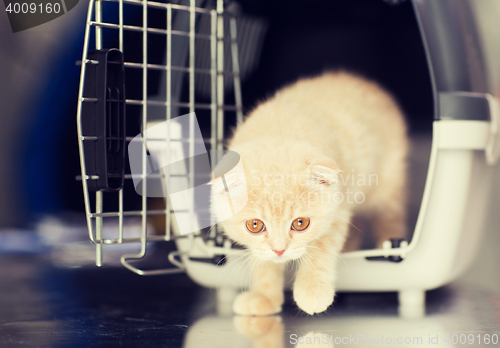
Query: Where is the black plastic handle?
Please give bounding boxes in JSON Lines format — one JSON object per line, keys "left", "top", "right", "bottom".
{"left": 189, "top": 255, "right": 227, "bottom": 266}
{"left": 82, "top": 49, "right": 126, "bottom": 192}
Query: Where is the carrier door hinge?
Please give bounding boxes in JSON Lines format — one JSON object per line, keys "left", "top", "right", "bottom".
{"left": 485, "top": 94, "right": 500, "bottom": 165}
{"left": 438, "top": 92, "right": 500, "bottom": 165}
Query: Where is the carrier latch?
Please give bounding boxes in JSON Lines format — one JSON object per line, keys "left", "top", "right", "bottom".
{"left": 366, "top": 238, "right": 408, "bottom": 263}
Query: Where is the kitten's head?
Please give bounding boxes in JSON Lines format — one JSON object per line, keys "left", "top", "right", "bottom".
{"left": 210, "top": 139, "right": 341, "bottom": 263}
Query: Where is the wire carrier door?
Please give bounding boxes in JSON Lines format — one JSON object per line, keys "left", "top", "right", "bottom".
{"left": 77, "top": 0, "right": 243, "bottom": 275}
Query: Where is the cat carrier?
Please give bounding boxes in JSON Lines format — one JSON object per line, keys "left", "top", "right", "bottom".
{"left": 76, "top": 0, "right": 500, "bottom": 313}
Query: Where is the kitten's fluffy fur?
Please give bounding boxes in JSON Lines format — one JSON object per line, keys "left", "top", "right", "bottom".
{"left": 211, "top": 71, "right": 408, "bottom": 315}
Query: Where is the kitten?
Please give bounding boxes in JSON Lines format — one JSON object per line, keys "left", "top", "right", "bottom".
{"left": 210, "top": 71, "right": 408, "bottom": 315}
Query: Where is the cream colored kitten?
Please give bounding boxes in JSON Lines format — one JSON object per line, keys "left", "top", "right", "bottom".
{"left": 210, "top": 71, "right": 408, "bottom": 315}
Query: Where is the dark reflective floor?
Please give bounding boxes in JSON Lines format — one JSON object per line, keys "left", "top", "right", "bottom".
{"left": 1, "top": 254, "right": 500, "bottom": 347}
{"left": 0, "top": 255, "right": 202, "bottom": 347}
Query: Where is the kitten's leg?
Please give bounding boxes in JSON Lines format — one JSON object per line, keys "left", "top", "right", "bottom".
{"left": 293, "top": 217, "right": 349, "bottom": 315}
{"left": 233, "top": 260, "right": 284, "bottom": 316}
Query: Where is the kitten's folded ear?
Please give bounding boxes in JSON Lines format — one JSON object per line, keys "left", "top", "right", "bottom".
{"left": 306, "top": 155, "right": 341, "bottom": 186}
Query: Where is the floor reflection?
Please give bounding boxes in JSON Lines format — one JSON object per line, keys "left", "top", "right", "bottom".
{"left": 184, "top": 287, "right": 500, "bottom": 348}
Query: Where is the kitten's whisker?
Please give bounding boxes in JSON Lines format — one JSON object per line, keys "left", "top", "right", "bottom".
{"left": 308, "top": 254, "right": 331, "bottom": 277}
{"left": 240, "top": 253, "right": 256, "bottom": 293}
{"left": 333, "top": 214, "right": 362, "bottom": 233}
{"left": 304, "top": 251, "right": 327, "bottom": 269}
{"left": 214, "top": 250, "right": 247, "bottom": 268}
{"left": 214, "top": 249, "right": 250, "bottom": 274}
{"left": 243, "top": 256, "right": 255, "bottom": 292}
{"left": 286, "top": 261, "right": 295, "bottom": 285}
{"left": 215, "top": 251, "right": 246, "bottom": 290}
{"left": 246, "top": 256, "right": 259, "bottom": 297}
{"left": 334, "top": 253, "right": 351, "bottom": 283}
{"left": 305, "top": 252, "right": 325, "bottom": 280}
{"left": 216, "top": 255, "right": 248, "bottom": 297}
{"left": 301, "top": 253, "right": 316, "bottom": 277}
{"left": 286, "top": 259, "right": 296, "bottom": 276}
{"left": 224, "top": 255, "right": 251, "bottom": 295}
{"left": 303, "top": 257, "right": 318, "bottom": 283}
{"left": 218, "top": 251, "right": 252, "bottom": 293}
{"left": 204, "top": 225, "right": 216, "bottom": 242}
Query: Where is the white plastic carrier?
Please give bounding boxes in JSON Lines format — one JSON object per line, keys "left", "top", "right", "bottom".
{"left": 76, "top": 0, "right": 500, "bottom": 314}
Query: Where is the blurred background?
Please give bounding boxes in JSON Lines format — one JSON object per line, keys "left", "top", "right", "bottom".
{"left": 1, "top": 0, "right": 500, "bottom": 346}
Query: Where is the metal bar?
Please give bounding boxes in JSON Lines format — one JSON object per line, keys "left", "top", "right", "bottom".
{"left": 124, "top": 62, "right": 238, "bottom": 75}
{"left": 89, "top": 21, "right": 213, "bottom": 40}
{"left": 75, "top": 175, "right": 100, "bottom": 180}
{"left": 77, "top": 19, "right": 99, "bottom": 244}
{"left": 95, "top": 0, "right": 102, "bottom": 49}
{"left": 124, "top": 136, "right": 215, "bottom": 143}
{"left": 209, "top": 8, "right": 217, "bottom": 240}
{"left": 124, "top": 62, "right": 237, "bottom": 75}
{"left": 78, "top": 173, "right": 211, "bottom": 181}
{"left": 230, "top": 17, "right": 243, "bottom": 125}
{"left": 95, "top": 191, "right": 103, "bottom": 266}
{"left": 213, "top": 0, "right": 226, "bottom": 242}
{"left": 94, "top": 0, "right": 104, "bottom": 266}
{"left": 131, "top": 173, "right": 212, "bottom": 179}
{"left": 118, "top": 0, "right": 123, "bottom": 52}
{"left": 117, "top": 0, "right": 124, "bottom": 246}
{"left": 86, "top": 136, "right": 210, "bottom": 142}
{"left": 216, "top": 0, "right": 224, "bottom": 161}
{"left": 165, "top": 3, "right": 172, "bottom": 242}
{"left": 140, "top": 0, "right": 148, "bottom": 257}
{"left": 189, "top": 0, "right": 196, "bottom": 237}
{"left": 103, "top": 234, "right": 193, "bottom": 245}
{"left": 112, "top": 209, "right": 199, "bottom": 216}
{"left": 81, "top": 97, "right": 99, "bottom": 102}
{"left": 120, "top": 1, "right": 159, "bottom": 275}
{"left": 127, "top": 62, "right": 193, "bottom": 71}
{"left": 92, "top": 209, "right": 187, "bottom": 217}
{"left": 118, "top": 188, "right": 124, "bottom": 243}
{"left": 210, "top": 9, "right": 217, "bottom": 169}
{"left": 124, "top": 99, "right": 238, "bottom": 110}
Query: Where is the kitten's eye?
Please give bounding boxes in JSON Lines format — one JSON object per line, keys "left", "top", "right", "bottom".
{"left": 291, "top": 217, "right": 310, "bottom": 231}
{"left": 246, "top": 219, "right": 265, "bottom": 233}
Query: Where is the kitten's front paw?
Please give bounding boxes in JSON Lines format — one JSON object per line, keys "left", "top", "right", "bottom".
{"left": 293, "top": 283, "right": 334, "bottom": 315}
{"left": 233, "top": 291, "right": 282, "bottom": 316}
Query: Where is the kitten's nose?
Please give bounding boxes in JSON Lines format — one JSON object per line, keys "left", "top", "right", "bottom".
{"left": 273, "top": 249, "right": 285, "bottom": 257}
